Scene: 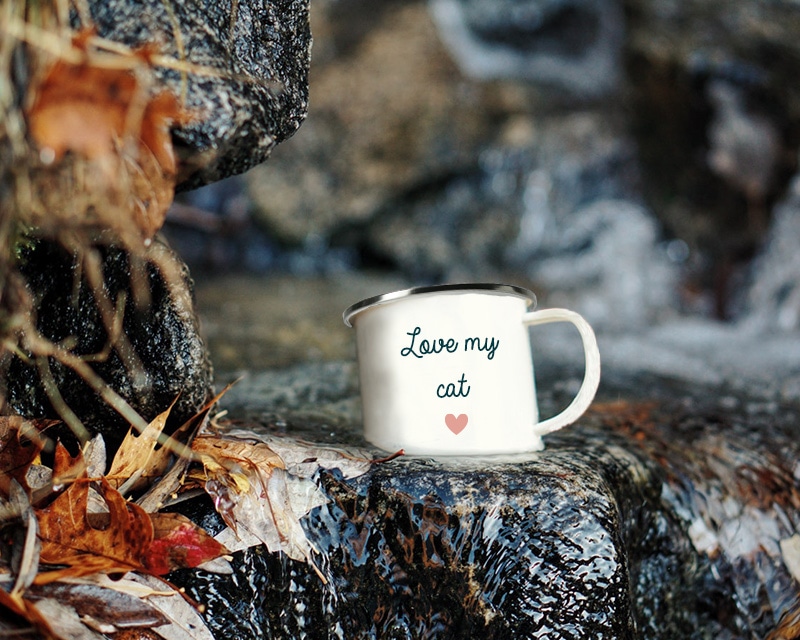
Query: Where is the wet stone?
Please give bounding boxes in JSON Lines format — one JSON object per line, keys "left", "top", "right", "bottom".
{"left": 76, "top": 0, "right": 311, "bottom": 190}
{"left": 169, "top": 363, "right": 800, "bottom": 639}
{"left": 5, "top": 239, "right": 213, "bottom": 453}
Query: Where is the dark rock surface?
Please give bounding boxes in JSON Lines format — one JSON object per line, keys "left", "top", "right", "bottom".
{"left": 168, "top": 361, "right": 800, "bottom": 639}
{"left": 74, "top": 0, "right": 311, "bottom": 190}
{"left": 4, "top": 239, "right": 213, "bottom": 452}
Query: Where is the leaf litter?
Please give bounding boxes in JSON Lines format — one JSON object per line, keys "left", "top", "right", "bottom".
{"left": 0, "top": 8, "right": 393, "bottom": 635}
{"left": 0, "top": 400, "right": 391, "bottom": 638}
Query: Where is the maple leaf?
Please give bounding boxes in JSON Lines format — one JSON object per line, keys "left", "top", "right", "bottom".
{"left": 34, "top": 444, "right": 154, "bottom": 583}
{"left": 143, "top": 512, "right": 228, "bottom": 576}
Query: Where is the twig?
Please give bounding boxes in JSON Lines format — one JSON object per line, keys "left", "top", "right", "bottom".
{"left": 22, "top": 327, "right": 150, "bottom": 435}
{"left": 35, "top": 355, "right": 91, "bottom": 443}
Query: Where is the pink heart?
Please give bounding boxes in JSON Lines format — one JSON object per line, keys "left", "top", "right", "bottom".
{"left": 445, "top": 413, "right": 468, "bottom": 435}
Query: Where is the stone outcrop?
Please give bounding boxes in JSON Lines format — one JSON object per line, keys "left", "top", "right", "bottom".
{"left": 1, "top": 0, "right": 313, "bottom": 448}
{"left": 4, "top": 239, "right": 213, "bottom": 452}
{"left": 76, "top": 0, "right": 311, "bottom": 190}
{"left": 167, "top": 362, "right": 800, "bottom": 639}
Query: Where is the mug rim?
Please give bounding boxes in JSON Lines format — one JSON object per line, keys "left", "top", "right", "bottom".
{"left": 343, "top": 282, "right": 537, "bottom": 327}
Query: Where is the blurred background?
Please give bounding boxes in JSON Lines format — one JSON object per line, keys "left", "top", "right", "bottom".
{"left": 165, "top": 0, "right": 800, "bottom": 397}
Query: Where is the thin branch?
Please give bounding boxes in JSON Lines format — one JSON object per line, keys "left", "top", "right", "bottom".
{"left": 23, "top": 328, "right": 150, "bottom": 435}
{"left": 79, "top": 246, "right": 147, "bottom": 390}
{"left": 35, "top": 354, "right": 91, "bottom": 443}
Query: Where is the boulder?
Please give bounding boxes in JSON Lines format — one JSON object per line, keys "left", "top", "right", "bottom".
{"left": 4, "top": 239, "right": 213, "bottom": 452}
{"left": 76, "top": 0, "right": 311, "bottom": 190}
{"left": 1, "top": 0, "right": 312, "bottom": 447}
{"left": 167, "top": 362, "right": 800, "bottom": 639}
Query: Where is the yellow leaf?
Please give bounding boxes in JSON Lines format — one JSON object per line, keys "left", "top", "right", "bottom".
{"left": 191, "top": 435, "right": 285, "bottom": 472}
{"left": 107, "top": 402, "right": 175, "bottom": 494}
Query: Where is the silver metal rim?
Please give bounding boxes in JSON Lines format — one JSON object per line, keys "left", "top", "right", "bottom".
{"left": 343, "top": 283, "right": 537, "bottom": 327}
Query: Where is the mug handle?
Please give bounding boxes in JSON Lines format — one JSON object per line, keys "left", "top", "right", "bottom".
{"left": 522, "top": 308, "right": 601, "bottom": 436}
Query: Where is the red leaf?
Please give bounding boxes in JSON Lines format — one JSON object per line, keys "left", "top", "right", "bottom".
{"left": 143, "top": 512, "right": 228, "bottom": 575}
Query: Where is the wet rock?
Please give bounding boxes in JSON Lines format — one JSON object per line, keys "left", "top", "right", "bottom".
{"left": 75, "top": 0, "right": 311, "bottom": 190}
{"left": 429, "top": 0, "right": 625, "bottom": 96}
{"left": 5, "top": 239, "right": 213, "bottom": 452}
{"left": 246, "top": 0, "right": 637, "bottom": 254}
{"left": 166, "top": 362, "right": 800, "bottom": 639}
{"left": 626, "top": 0, "right": 800, "bottom": 112}
{"left": 624, "top": 0, "right": 800, "bottom": 312}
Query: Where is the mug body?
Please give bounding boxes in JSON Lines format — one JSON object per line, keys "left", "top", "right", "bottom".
{"left": 346, "top": 285, "right": 543, "bottom": 455}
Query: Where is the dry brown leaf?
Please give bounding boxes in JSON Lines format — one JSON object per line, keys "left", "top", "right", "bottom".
{"left": 81, "top": 435, "right": 107, "bottom": 481}
{"left": 8, "top": 482, "right": 41, "bottom": 597}
{"left": 191, "top": 433, "right": 286, "bottom": 473}
{"left": 0, "top": 584, "right": 96, "bottom": 640}
{"left": 126, "top": 574, "right": 216, "bottom": 640}
{"left": 107, "top": 403, "right": 175, "bottom": 494}
{"left": 24, "top": 29, "right": 193, "bottom": 240}
{"left": 49, "top": 439, "right": 89, "bottom": 489}
{"left": 26, "top": 596, "right": 107, "bottom": 639}
{"left": 133, "top": 386, "right": 238, "bottom": 512}
{"left": 0, "top": 417, "right": 48, "bottom": 497}
{"left": 114, "top": 630, "right": 163, "bottom": 639}
{"left": 223, "top": 428, "right": 375, "bottom": 479}
{"left": 40, "top": 574, "right": 214, "bottom": 640}
{"left": 135, "top": 453, "right": 193, "bottom": 515}
{"left": 27, "top": 56, "right": 139, "bottom": 164}
{"left": 56, "top": 573, "right": 174, "bottom": 600}
{"left": 0, "top": 579, "right": 28, "bottom": 620}
{"left": 26, "top": 35, "right": 185, "bottom": 173}
{"left": 25, "top": 582, "right": 168, "bottom": 635}
{"left": 35, "top": 445, "right": 153, "bottom": 583}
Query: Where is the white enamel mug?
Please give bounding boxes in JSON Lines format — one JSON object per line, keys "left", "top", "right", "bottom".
{"left": 344, "top": 283, "right": 601, "bottom": 455}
